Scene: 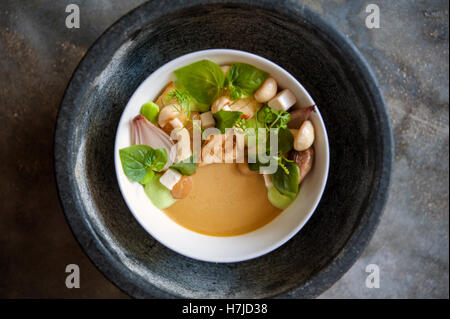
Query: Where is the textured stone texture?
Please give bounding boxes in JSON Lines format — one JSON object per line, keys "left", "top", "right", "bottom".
{"left": 316, "top": 0, "right": 449, "bottom": 299}
{"left": 0, "top": 0, "right": 448, "bottom": 298}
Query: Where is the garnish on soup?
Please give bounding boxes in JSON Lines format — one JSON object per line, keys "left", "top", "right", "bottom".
{"left": 119, "top": 60, "right": 317, "bottom": 235}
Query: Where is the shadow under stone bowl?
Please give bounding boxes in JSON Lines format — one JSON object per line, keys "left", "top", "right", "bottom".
{"left": 54, "top": 0, "right": 394, "bottom": 298}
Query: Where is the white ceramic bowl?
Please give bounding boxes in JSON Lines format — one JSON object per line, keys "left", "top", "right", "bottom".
{"left": 114, "top": 49, "right": 329, "bottom": 263}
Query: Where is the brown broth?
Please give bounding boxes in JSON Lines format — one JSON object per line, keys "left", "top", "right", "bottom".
{"left": 163, "top": 163, "right": 282, "bottom": 236}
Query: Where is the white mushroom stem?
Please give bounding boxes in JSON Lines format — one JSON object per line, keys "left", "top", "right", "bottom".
{"left": 158, "top": 104, "right": 185, "bottom": 128}
{"left": 169, "top": 118, "right": 184, "bottom": 130}
{"left": 229, "top": 97, "right": 261, "bottom": 119}
{"left": 268, "top": 89, "right": 296, "bottom": 111}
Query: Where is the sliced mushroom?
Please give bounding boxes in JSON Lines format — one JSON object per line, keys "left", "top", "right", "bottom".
{"left": 288, "top": 105, "right": 315, "bottom": 129}
{"left": 229, "top": 97, "right": 261, "bottom": 119}
{"left": 200, "top": 133, "right": 224, "bottom": 166}
{"left": 169, "top": 118, "right": 184, "bottom": 130}
{"left": 289, "top": 147, "right": 314, "bottom": 184}
{"left": 158, "top": 104, "right": 186, "bottom": 129}
{"left": 211, "top": 96, "right": 232, "bottom": 114}
{"left": 200, "top": 130, "right": 238, "bottom": 166}
{"left": 200, "top": 111, "right": 215, "bottom": 128}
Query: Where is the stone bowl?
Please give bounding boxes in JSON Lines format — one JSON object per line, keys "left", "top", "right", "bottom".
{"left": 54, "top": 0, "right": 393, "bottom": 298}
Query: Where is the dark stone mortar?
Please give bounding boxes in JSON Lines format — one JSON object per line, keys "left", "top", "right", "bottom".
{"left": 54, "top": 0, "right": 393, "bottom": 298}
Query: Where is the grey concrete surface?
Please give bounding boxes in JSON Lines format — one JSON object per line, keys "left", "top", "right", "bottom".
{"left": 0, "top": 0, "right": 448, "bottom": 298}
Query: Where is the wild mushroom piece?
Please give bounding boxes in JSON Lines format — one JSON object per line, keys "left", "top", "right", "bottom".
{"left": 229, "top": 97, "right": 261, "bottom": 119}
{"left": 200, "top": 134, "right": 224, "bottom": 166}
{"left": 287, "top": 105, "right": 315, "bottom": 129}
{"left": 158, "top": 104, "right": 186, "bottom": 129}
{"left": 170, "top": 176, "right": 193, "bottom": 199}
{"left": 288, "top": 147, "right": 314, "bottom": 184}
{"left": 211, "top": 96, "right": 232, "bottom": 114}
{"left": 200, "top": 111, "right": 215, "bottom": 128}
{"left": 155, "top": 82, "right": 177, "bottom": 108}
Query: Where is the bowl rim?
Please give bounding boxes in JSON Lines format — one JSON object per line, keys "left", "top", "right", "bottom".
{"left": 54, "top": 0, "right": 394, "bottom": 298}
{"left": 113, "top": 48, "right": 330, "bottom": 263}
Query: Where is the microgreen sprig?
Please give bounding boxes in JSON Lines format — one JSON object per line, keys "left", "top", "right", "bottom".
{"left": 166, "top": 88, "right": 192, "bottom": 125}
{"left": 261, "top": 105, "right": 290, "bottom": 130}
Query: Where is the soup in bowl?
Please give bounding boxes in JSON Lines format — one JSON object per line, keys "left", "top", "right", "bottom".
{"left": 114, "top": 49, "right": 329, "bottom": 262}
